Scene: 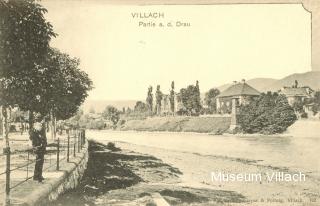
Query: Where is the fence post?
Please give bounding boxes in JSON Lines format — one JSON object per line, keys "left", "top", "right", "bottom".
{"left": 26, "top": 150, "right": 29, "bottom": 179}
{"left": 83, "top": 130, "right": 86, "bottom": 146}
{"left": 73, "top": 133, "right": 76, "bottom": 157}
{"left": 80, "top": 130, "right": 83, "bottom": 149}
{"left": 67, "top": 130, "right": 70, "bottom": 162}
{"left": 3, "top": 147, "right": 10, "bottom": 206}
{"left": 77, "top": 130, "right": 80, "bottom": 153}
{"left": 56, "top": 138, "right": 60, "bottom": 170}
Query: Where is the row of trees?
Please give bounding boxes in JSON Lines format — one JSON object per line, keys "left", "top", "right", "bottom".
{"left": 145, "top": 81, "right": 210, "bottom": 116}
{"left": 0, "top": 0, "right": 92, "bottom": 142}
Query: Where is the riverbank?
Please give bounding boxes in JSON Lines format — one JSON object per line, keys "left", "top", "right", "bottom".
{"left": 86, "top": 130, "right": 320, "bottom": 205}
{"left": 119, "top": 116, "right": 231, "bottom": 134}
{"left": 50, "top": 140, "right": 248, "bottom": 206}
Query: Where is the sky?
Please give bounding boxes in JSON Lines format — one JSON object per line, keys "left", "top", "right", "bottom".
{"left": 41, "top": 1, "right": 311, "bottom": 101}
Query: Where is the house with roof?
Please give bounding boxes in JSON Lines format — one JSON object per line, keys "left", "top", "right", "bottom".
{"left": 216, "top": 80, "right": 261, "bottom": 114}
{"left": 279, "top": 86, "right": 314, "bottom": 106}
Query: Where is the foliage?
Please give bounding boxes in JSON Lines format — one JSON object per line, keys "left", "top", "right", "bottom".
{"left": 134, "top": 101, "right": 148, "bottom": 113}
{"left": 169, "top": 81, "right": 175, "bottom": 113}
{"left": 238, "top": 92, "right": 297, "bottom": 134}
{"left": 85, "top": 119, "right": 105, "bottom": 130}
{"left": 300, "top": 112, "right": 308, "bottom": 118}
{"left": 46, "top": 49, "right": 93, "bottom": 120}
{"left": 146, "top": 86, "right": 153, "bottom": 113}
{"left": 204, "top": 88, "right": 220, "bottom": 114}
{"left": 311, "top": 91, "right": 320, "bottom": 115}
{"left": 155, "top": 85, "right": 163, "bottom": 114}
{"left": 292, "top": 100, "right": 304, "bottom": 113}
{"left": 179, "top": 81, "right": 202, "bottom": 116}
{"left": 0, "top": 0, "right": 56, "bottom": 109}
{"left": 102, "top": 106, "right": 120, "bottom": 126}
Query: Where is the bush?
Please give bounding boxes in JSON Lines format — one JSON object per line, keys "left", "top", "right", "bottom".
{"left": 301, "top": 112, "right": 308, "bottom": 118}
{"left": 106, "top": 142, "right": 120, "bottom": 151}
{"left": 238, "top": 92, "right": 297, "bottom": 134}
{"left": 87, "top": 120, "right": 105, "bottom": 130}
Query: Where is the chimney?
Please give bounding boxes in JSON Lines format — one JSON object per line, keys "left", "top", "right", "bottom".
{"left": 241, "top": 79, "right": 246, "bottom": 83}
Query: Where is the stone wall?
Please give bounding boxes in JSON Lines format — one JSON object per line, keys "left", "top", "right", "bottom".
{"left": 14, "top": 141, "right": 89, "bottom": 206}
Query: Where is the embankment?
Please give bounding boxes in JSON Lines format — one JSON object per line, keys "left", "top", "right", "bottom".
{"left": 119, "top": 116, "right": 231, "bottom": 134}
{"left": 10, "top": 142, "right": 88, "bottom": 206}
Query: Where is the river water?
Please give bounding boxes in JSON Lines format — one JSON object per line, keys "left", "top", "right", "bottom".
{"left": 53, "top": 127, "right": 320, "bottom": 205}
{"left": 87, "top": 130, "right": 320, "bottom": 174}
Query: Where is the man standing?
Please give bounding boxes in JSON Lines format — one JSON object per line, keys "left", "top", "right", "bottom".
{"left": 30, "top": 118, "right": 47, "bottom": 182}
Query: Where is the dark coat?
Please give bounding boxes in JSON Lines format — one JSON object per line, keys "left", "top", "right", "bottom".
{"left": 30, "top": 128, "right": 47, "bottom": 153}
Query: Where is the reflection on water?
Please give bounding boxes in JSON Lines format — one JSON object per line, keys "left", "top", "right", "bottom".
{"left": 88, "top": 130, "right": 320, "bottom": 173}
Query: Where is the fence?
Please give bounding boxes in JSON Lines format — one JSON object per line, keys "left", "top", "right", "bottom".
{"left": 0, "top": 129, "right": 86, "bottom": 205}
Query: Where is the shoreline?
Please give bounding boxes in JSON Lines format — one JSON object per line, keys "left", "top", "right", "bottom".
{"left": 50, "top": 140, "right": 248, "bottom": 206}
{"left": 94, "top": 129, "right": 293, "bottom": 138}
{"left": 48, "top": 134, "right": 320, "bottom": 205}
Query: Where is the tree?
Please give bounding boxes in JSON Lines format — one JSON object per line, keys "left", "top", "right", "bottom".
{"left": 134, "top": 101, "right": 148, "bottom": 113}
{"left": 311, "top": 91, "right": 320, "bottom": 115}
{"left": 155, "top": 85, "right": 163, "bottom": 115}
{"left": 0, "top": 0, "right": 56, "bottom": 144}
{"left": 102, "top": 106, "right": 120, "bottom": 126}
{"left": 179, "top": 81, "right": 202, "bottom": 116}
{"left": 48, "top": 50, "right": 92, "bottom": 121}
{"left": 204, "top": 88, "right": 220, "bottom": 114}
{"left": 146, "top": 86, "right": 153, "bottom": 114}
{"left": 126, "top": 107, "right": 132, "bottom": 114}
{"left": 24, "top": 49, "right": 92, "bottom": 138}
{"left": 238, "top": 92, "right": 296, "bottom": 134}
{"left": 169, "top": 81, "right": 175, "bottom": 113}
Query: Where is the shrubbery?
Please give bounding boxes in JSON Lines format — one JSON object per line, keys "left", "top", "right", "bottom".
{"left": 238, "top": 92, "right": 297, "bottom": 134}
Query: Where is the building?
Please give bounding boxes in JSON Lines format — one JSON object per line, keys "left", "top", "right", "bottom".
{"left": 216, "top": 80, "right": 260, "bottom": 114}
{"left": 279, "top": 86, "right": 314, "bottom": 106}
{"left": 154, "top": 93, "right": 182, "bottom": 115}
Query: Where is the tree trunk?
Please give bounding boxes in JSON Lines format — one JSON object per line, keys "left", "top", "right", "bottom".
{"left": 50, "top": 110, "right": 56, "bottom": 140}
{"left": 53, "top": 113, "right": 56, "bottom": 140}
{"left": 42, "top": 120, "right": 47, "bottom": 139}
{"left": 2, "top": 106, "right": 9, "bottom": 148}
{"left": 0, "top": 109, "right": 3, "bottom": 136}
{"left": 50, "top": 110, "right": 54, "bottom": 140}
{"left": 28, "top": 110, "right": 34, "bottom": 139}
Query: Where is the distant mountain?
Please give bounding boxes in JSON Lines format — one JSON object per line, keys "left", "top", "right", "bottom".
{"left": 85, "top": 72, "right": 320, "bottom": 112}
{"left": 215, "top": 71, "right": 320, "bottom": 94}
{"left": 82, "top": 100, "right": 138, "bottom": 113}
{"left": 262, "top": 71, "right": 320, "bottom": 92}
{"left": 217, "top": 78, "right": 277, "bottom": 93}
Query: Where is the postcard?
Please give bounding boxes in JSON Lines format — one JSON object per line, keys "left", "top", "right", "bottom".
{"left": 0, "top": 0, "right": 319, "bottom": 205}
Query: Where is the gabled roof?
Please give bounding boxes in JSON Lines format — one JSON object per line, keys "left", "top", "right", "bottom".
{"left": 280, "top": 87, "right": 313, "bottom": 97}
{"left": 217, "top": 82, "right": 260, "bottom": 98}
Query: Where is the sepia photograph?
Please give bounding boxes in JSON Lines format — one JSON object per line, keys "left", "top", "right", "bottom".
{"left": 0, "top": 0, "right": 320, "bottom": 205}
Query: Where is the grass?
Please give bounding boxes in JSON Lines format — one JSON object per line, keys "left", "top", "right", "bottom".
{"left": 120, "top": 116, "right": 231, "bottom": 134}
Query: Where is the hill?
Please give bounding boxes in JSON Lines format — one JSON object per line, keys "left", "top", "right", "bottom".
{"left": 262, "top": 71, "right": 320, "bottom": 92}
{"left": 215, "top": 71, "right": 320, "bottom": 93}
{"left": 217, "top": 78, "right": 277, "bottom": 93}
